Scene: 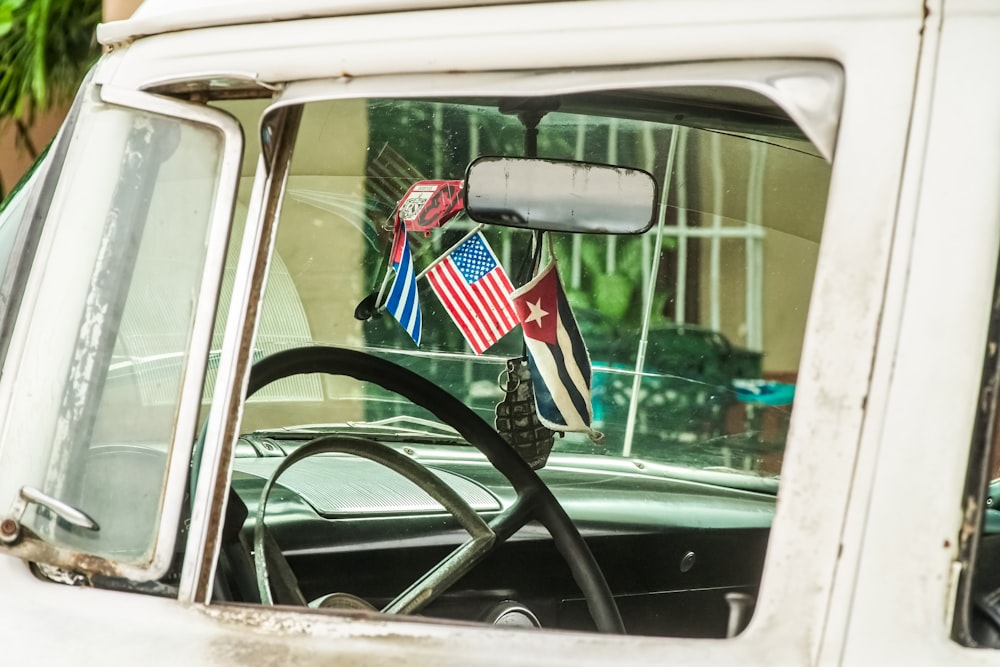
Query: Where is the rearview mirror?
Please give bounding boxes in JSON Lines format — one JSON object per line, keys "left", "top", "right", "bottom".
{"left": 464, "top": 157, "right": 657, "bottom": 234}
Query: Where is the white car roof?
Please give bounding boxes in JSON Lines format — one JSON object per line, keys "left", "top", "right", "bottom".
{"left": 97, "top": 0, "right": 548, "bottom": 46}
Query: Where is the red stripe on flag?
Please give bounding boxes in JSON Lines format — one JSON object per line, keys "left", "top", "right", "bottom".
{"left": 468, "top": 279, "right": 505, "bottom": 341}
{"left": 468, "top": 269, "right": 516, "bottom": 339}
{"left": 477, "top": 272, "right": 518, "bottom": 331}
{"left": 492, "top": 274, "right": 519, "bottom": 329}
{"left": 429, "top": 260, "right": 520, "bottom": 354}
{"left": 429, "top": 261, "right": 491, "bottom": 353}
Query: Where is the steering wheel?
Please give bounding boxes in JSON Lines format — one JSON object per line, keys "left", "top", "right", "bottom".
{"left": 246, "top": 345, "right": 624, "bottom": 634}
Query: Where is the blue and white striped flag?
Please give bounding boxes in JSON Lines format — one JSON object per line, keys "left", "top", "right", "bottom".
{"left": 511, "top": 261, "right": 594, "bottom": 434}
{"left": 385, "top": 221, "right": 422, "bottom": 346}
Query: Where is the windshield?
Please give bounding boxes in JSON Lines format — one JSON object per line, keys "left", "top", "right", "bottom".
{"left": 235, "top": 94, "right": 829, "bottom": 486}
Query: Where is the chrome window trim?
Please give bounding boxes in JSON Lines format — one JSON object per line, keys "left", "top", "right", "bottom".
{"left": 179, "top": 106, "right": 301, "bottom": 603}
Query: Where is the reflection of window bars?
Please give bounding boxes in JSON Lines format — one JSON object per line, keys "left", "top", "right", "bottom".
{"left": 567, "top": 124, "right": 767, "bottom": 352}
{"left": 446, "top": 109, "right": 766, "bottom": 349}
{"left": 655, "top": 130, "right": 768, "bottom": 351}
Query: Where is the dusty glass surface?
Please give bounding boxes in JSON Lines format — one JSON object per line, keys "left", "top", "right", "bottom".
{"left": 242, "top": 96, "right": 830, "bottom": 483}
{"left": 0, "top": 89, "right": 225, "bottom": 563}
{"left": 218, "top": 91, "right": 832, "bottom": 636}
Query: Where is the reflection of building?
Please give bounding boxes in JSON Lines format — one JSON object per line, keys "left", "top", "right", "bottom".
{"left": 564, "top": 123, "right": 828, "bottom": 382}
{"left": 684, "top": 128, "right": 829, "bottom": 380}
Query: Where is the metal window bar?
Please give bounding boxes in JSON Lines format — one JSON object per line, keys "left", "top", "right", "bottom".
{"left": 604, "top": 119, "right": 619, "bottom": 276}
{"left": 709, "top": 131, "right": 724, "bottom": 332}
{"left": 747, "top": 141, "right": 766, "bottom": 351}
{"left": 674, "top": 126, "right": 690, "bottom": 324}
{"left": 622, "top": 127, "right": 678, "bottom": 456}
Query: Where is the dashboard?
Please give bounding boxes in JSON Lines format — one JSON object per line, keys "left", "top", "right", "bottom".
{"left": 225, "top": 433, "right": 775, "bottom": 637}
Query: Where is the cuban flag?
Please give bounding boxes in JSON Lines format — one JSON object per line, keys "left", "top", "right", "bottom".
{"left": 511, "top": 262, "right": 594, "bottom": 433}
{"left": 385, "top": 220, "right": 422, "bottom": 345}
{"left": 427, "top": 232, "right": 517, "bottom": 354}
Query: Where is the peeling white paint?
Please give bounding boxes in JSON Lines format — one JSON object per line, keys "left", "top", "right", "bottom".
{"left": 7, "top": 2, "right": 1000, "bottom": 666}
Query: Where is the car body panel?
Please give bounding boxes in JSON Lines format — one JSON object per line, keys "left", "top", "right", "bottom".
{"left": 6, "top": 1, "right": 1000, "bottom": 666}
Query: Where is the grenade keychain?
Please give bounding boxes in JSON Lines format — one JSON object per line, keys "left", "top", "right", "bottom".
{"left": 495, "top": 356, "right": 555, "bottom": 470}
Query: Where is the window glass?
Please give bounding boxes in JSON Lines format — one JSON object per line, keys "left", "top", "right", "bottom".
{"left": 245, "top": 98, "right": 828, "bottom": 480}
{"left": 0, "top": 89, "right": 225, "bottom": 564}
{"left": 222, "top": 90, "right": 831, "bottom": 637}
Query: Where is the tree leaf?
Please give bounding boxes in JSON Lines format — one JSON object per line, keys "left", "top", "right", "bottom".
{"left": 0, "top": 5, "right": 13, "bottom": 37}
{"left": 0, "top": 0, "right": 100, "bottom": 121}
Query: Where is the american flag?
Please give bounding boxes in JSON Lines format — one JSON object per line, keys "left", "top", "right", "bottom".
{"left": 427, "top": 232, "right": 517, "bottom": 354}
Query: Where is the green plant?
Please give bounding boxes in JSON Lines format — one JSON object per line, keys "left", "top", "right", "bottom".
{"left": 0, "top": 0, "right": 101, "bottom": 197}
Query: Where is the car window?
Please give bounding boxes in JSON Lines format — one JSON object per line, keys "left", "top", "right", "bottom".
{"left": 239, "top": 98, "right": 827, "bottom": 479}
{"left": 0, "top": 87, "right": 237, "bottom": 577}
{"left": 211, "top": 89, "right": 831, "bottom": 636}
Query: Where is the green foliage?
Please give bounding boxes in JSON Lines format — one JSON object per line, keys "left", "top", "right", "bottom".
{"left": 0, "top": 0, "right": 101, "bottom": 121}
{"left": 552, "top": 233, "right": 675, "bottom": 329}
{"left": 592, "top": 272, "right": 634, "bottom": 321}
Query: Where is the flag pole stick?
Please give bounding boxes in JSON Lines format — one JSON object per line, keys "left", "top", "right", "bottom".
{"left": 373, "top": 260, "right": 395, "bottom": 311}
{"left": 373, "top": 216, "right": 403, "bottom": 313}
{"left": 375, "top": 223, "right": 485, "bottom": 314}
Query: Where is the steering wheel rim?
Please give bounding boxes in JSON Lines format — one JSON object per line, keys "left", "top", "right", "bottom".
{"left": 246, "top": 345, "right": 624, "bottom": 633}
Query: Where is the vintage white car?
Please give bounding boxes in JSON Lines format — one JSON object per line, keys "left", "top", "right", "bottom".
{"left": 1, "top": 0, "right": 999, "bottom": 665}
